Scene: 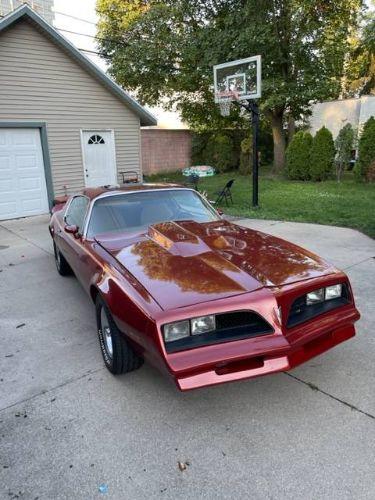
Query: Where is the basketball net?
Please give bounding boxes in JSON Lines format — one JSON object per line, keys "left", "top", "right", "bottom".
{"left": 216, "top": 90, "right": 240, "bottom": 116}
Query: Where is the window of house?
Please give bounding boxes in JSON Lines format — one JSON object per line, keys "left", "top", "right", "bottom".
{"left": 88, "top": 135, "right": 105, "bottom": 145}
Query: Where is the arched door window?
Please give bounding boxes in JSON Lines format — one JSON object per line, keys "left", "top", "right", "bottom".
{"left": 88, "top": 134, "right": 105, "bottom": 145}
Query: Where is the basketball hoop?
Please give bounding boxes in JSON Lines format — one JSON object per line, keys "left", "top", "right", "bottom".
{"left": 213, "top": 55, "right": 262, "bottom": 207}
{"left": 215, "top": 90, "right": 239, "bottom": 116}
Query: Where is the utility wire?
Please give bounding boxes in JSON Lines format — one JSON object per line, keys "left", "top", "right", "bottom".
{"left": 55, "top": 26, "right": 122, "bottom": 48}
{"left": 53, "top": 10, "right": 97, "bottom": 26}
{"left": 0, "top": 11, "right": 97, "bottom": 25}
{"left": 0, "top": 11, "right": 126, "bottom": 56}
{"left": 56, "top": 27, "right": 98, "bottom": 40}
{"left": 78, "top": 48, "right": 102, "bottom": 56}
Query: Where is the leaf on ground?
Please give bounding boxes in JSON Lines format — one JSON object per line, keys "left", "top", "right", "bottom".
{"left": 178, "top": 461, "right": 191, "bottom": 471}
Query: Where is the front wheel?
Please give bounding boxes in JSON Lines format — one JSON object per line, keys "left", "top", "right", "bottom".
{"left": 95, "top": 295, "right": 143, "bottom": 375}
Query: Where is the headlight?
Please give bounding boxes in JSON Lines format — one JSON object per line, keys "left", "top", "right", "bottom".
{"left": 191, "top": 315, "right": 216, "bottom": 335}
{"left": 306, "top": 284, "right": 343, "bottom": 306}
{"left": 163, "top": 315, "right": 216, "bottom": 343}
{"left": 306, "top": 288, "right": 324, "bottom": 305}
{"left": 325, "top": 284, "right": 342, "bottom": 300}
{"left": 163, "top": 320, "right": 190, "bottom": 342}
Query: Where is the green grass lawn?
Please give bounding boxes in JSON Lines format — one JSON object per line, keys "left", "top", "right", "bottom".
{"left": 145, "top": 169, "right": 375, "bottom": 239}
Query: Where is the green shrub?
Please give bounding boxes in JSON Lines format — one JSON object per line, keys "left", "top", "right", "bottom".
{"left": 191, "top": 123, "right": 273, "bottom": 170}
{"left": 239, "top": 136, "right": 252, "bottom": 174}
{"left": 191, "top": 132, "right": 210, "bottom": 165}
{"left": 366, "top": 160, "right": 375, "bottom": 182}
{"left": 310, "top": 126, "right": 335, "bottom": 181}
{"left": 204, "top": 133, "right": 234, "bottom": 172}
{"left": 335, "top": 123, "right": 354, "bottom": 182}
{"left": 355, "top": 116, "right": 375, "bottom": 181}
{"left": 286, "top": 131, "right": 312, "bottom": 180}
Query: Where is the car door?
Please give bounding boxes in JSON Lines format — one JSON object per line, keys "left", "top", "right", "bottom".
{"left": 58, "top": 196, "right": 90, "bottom": 281}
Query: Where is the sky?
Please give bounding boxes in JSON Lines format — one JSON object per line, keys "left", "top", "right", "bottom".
{"left": 54, "top": 0, "right": 104, "bottom": 69}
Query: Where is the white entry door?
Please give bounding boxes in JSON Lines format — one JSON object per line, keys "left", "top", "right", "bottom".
{"left": 81, "top": 130, "right": 117, "bottom": 188}
{"left": 0, "top": 128, "right": 49, "bottom": 220}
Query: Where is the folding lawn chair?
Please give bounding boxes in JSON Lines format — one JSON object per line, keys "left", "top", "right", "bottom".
{"left": 215, "top": 179, "right": 235, "bottom": 206}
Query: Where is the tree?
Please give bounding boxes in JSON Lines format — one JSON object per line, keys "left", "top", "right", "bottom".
{"left": 205, "top": 134, "right": 234, "bottom": 172}
{"left": 343, "top": 7, "right": 375, "bottom": 96}
{"left": 286, "top": 131, "right": 312, "bottom": 180}
{"left": 239, "top": 136, "right": 252, "bottom": 175}
{"left": 335, "top": 123, "right": 354, "bottom": 181}
{"left": 97, "top": 0, "right": 363, "bottom": 171}
{"left": 310, "top": 127, "right": 335, "bottom": 181}
{"left": 355, "top": 116, "right": 375, "bottom": 180}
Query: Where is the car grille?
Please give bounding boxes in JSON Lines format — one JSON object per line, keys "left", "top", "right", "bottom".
{"left": 165, "top": 311, "right": 274, "bottom": 353}
{"left": 287, "top": 283, "right": 351, "bottom": 328}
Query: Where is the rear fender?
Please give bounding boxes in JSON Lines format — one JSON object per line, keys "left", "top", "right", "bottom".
{"left": 52, "top": 195, "right": 69, "bottom": 214}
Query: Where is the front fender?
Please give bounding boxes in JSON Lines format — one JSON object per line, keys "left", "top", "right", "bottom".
{"left": 92, "top": 271, "right": 166, "bottom": 372}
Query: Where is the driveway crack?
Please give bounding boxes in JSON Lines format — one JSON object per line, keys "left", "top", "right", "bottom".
{"left": 285, "top": 372, "right": 375, "bottom": 421}
{"left": 343, "top": 256, "right": 375, "bottom": 270}
{"left": 0, "top": 223, "right": 53, "bottom": 256}
{"left": 0, "top": 367, "right": 104, "bottom": 413}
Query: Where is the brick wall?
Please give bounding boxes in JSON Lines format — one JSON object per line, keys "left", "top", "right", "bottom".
{"left": 141, "top": 129, "right": 192, "bottom": 174}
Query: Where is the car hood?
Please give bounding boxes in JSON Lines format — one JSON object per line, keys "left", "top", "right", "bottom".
{"left": 95, "top": 220, "right": 336, "bottom": 310}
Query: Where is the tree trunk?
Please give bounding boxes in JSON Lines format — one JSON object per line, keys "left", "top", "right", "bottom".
{"left": 288, "top": 115, "right": 296, "bottom": 143}
{"left": 270, "top": 113, "right": 286, "bottom": 172}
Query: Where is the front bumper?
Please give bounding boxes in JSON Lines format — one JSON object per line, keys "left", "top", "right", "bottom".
{"left": 167, "top": 306, "right": 359, "bottom": 391}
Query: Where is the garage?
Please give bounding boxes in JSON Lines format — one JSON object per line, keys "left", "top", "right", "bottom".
{"left": 0, "top": 128, "right": 49, "bottom": 220}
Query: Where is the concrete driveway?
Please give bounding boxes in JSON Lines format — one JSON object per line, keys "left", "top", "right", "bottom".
{"left": 0, "top": 215, "right": 374, "bottom": 500}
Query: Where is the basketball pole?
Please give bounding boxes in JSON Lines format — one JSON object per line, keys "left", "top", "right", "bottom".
{"left": 250, "top": 100, "right": 259, "bottom": 208}
{"left": 238, "top": 100, "right": 259, "bottom": 208}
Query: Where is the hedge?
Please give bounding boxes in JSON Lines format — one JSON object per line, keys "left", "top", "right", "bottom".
{"left": 355, "top": 116, "right": 375, "bottom": 181}
{"left": 286, "top": 131, "right": 312, "bottom": 180}
{"left": 191, "top": 124, "right": 273, "bottom": 172}
{"left": 309, "top": 126, "right": 335, "bottom": 181}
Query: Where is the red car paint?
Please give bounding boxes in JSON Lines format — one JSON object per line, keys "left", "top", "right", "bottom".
{"left": 50, "top": 185, "right": 360, "bottom": 391}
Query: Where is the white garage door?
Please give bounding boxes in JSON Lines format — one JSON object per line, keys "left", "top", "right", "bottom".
{"left": 0, "top": 128, "right": 49, "bottom": 220}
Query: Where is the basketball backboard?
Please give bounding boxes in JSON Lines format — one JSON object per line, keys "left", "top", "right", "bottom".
{"left": 213, "top": 55, "right": 261, "bottom": 102}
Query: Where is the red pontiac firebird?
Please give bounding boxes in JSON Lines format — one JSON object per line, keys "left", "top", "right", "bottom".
{"left": 49, "top": 184, "right": 360, "bottom": 391}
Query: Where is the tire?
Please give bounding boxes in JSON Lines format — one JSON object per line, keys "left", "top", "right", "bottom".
{"left": 53, "top": 241, "right": 72, "bottom": 276}
{"left": 95, "top": 295, "right": 143, "bottom": 375}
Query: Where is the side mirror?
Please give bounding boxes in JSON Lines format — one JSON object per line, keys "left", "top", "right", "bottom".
{"left": 217, "top": 208, "right": 224, "bottom": 216}
{"left": 64, "top": 224, "right": 78, "bottom": 235}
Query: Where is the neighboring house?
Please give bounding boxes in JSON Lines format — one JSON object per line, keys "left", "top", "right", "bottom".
{"left": 0, "top": 5, "right": 156, "bottom": 221}
{"left": 309, "top": 95, "right": 375, "bottom": 139}
{"left": 0, "top": 0, "right": 54, "bottom": 23}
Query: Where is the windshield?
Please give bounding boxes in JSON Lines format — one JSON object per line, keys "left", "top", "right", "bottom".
{"left": 86, "top": 189, "right": 219, "bottom": 237}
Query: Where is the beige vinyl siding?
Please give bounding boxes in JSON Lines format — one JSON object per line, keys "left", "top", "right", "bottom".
{"left": 0, "top": 19, "right": 141, "bottom": 196}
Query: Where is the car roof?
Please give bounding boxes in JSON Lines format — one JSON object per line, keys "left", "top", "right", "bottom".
{"left": 82, "top": 183, "right": 187, "bottom": 201}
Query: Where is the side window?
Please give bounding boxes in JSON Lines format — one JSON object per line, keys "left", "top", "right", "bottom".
{"left": 65, "top": 196, "right": 89, "bottom": 231}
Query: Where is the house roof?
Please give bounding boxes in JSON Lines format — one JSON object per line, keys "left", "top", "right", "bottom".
{"left": 0, "top": 4, "right": 157, "bottom": 126}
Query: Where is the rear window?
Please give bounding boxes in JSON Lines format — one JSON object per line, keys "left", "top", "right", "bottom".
{"left": 86, "top": 189, "right": 218, "bottom": 237}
